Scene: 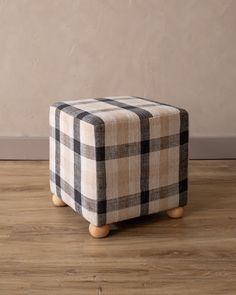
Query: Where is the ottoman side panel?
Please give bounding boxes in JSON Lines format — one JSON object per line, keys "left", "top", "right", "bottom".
{"left": 148, "top": 106, "right": 179, "bottom": 215}
{"left": 148, "top": 105, "right": 189, "bottom": 210}
{"left": 147, "top": 102, "right": 189, "bottom": 209}
{"left": 49, "top": 101, "right": 104, "bottom": 221}
{"left": 59, "top": 107, "right": 106, "bottom": 226}
{"left": 49, "top": 105, "right": 57, "bottom": 198}
{"left": 74, "top": 120, "right": 104, "bottom": 226}
{"left": 49, "top": 103, "right": 77, "bottom": 210}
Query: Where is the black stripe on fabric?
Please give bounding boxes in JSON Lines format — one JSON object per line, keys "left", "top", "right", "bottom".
{"left": 178, "top": 109, "right": 189, "bottom": 206}
{"left": 74, "top": 138, "right": 80, "bottom": 155}
{"left": 180, "top": 130, "right": 189, "bottom": 146}
{"left": 97, "top": 200, "right": 107, "bottom": 214}
{"left": 140, "top": 118, "right": 151, "bottom": 215}
{"left": 95, "top": 124, "right": 107, "bottom": 225}
{"left": 54, "top": 103, "right": 70, "bottom": 199}
{"left": 140, "top": 140, "right": 150, "bottom": 154}
{"left": 179, "top": 178, "right": 188, "bottom": 193}
{"left": 96, "top": 146, "right": 105, "bottom": 161}
{"left": 95, "top": 97, "right": 153, "bottom": 217}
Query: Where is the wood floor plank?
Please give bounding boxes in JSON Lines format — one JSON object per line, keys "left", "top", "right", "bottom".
{"left": 0, "top": 160, "right": 236, "bottom": 294}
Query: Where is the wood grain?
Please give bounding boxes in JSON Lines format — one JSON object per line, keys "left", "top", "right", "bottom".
{"left": 0, "top": 160, "right": 236, "bottom": 294}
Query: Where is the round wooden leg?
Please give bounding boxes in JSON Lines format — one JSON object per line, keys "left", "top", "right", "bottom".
{"left": 89, "top": 224, "right": 110, "bottom": 238}
{"left": 167, "top": 207, "right": 184, "bottom": 219}
{"left": 52, "top": 194, "right": 67, "bottom": 207}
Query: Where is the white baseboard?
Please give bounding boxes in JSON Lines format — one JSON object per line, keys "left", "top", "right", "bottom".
{"left": 0, "top": 136, "right": 235, "bottom": 160}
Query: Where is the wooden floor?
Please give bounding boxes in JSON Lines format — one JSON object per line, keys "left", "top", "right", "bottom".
{"left": 0, "top": 160, "right": 236, "bottom": 294}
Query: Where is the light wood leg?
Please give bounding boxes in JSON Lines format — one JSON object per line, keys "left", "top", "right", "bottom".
{"left": 167, "top": 207, "right": 184, "bottom": 219}
{"left": 89, "top": 224, "right": 110, "bottom": 238}
{"left": 52, "top": 194, "right": 67, "bottom": 207}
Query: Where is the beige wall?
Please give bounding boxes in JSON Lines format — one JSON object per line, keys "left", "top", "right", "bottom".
{"left": 0, "top": 0, "right": 235, "bottom": 137}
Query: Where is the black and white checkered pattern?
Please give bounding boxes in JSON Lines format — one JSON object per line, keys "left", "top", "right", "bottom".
{"left": 50, "top": 96, "right": 188, "bottom": 226}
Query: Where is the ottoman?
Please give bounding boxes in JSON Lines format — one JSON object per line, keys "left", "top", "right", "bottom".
{"left": 50, "top": 96, "right": 188, "bottom": 238}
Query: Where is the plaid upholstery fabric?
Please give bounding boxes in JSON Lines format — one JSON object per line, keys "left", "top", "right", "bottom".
{"left": 50, "top": 96, "right": 188, "bottom": 226}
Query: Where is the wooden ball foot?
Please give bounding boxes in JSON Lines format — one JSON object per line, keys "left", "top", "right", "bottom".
{"left": 89, "top": 224, "right": 110, "bottom": 238}
{"left": 167, "top": 207, "right": 184, "bottom": 219}
{"left": 52, "top": 194, "right": 67, "bottom": 207}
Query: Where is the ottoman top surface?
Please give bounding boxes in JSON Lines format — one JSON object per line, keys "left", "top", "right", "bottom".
{"left": 52, "top": 96, "right": 185, "bottom": 126}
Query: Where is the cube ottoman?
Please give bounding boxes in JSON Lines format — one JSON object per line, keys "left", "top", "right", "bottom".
{"left": 50, "top": 96, "right": 188, "bottom": 238}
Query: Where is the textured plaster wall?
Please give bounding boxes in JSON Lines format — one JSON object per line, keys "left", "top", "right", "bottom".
{"left": 0, "top": 0, "right": 235, "bottom": 137}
